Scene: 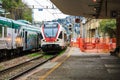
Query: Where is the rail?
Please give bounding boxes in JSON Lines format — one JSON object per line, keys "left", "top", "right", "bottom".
{"left": 0, "top": 54, "right": 58, "bottom": 80}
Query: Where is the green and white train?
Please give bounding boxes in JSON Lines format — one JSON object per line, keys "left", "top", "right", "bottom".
{"left": 0, "top": 16, "right": 41, "bottom": 58}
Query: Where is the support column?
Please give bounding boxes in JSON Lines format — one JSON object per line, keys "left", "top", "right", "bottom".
{"left": 116, "top": 17, "right": 120, "bottom": 47}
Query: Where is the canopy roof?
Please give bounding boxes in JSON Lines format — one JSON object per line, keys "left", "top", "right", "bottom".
{"left": 51, "top": 0, "right": 120, "bottom": 19}
{"left": 17, "top": 20, "right": 31, "bottom": 25}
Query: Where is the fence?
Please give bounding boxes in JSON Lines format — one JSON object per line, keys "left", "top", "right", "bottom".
{"left": 70, "top": 38, "right": 116, "bottom": 53}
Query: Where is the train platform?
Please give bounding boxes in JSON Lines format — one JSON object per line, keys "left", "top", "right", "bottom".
{"left": 18, "top": 47, "right": 120, "bottom": 80}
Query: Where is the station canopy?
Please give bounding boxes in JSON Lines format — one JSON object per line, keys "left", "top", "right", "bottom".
{"left": 50, "top": 0, "right": 120, "bottom": 19}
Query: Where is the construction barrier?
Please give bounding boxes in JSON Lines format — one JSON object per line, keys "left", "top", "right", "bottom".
{"left": 70, "top": 38, "right": 116, "bottom": 53}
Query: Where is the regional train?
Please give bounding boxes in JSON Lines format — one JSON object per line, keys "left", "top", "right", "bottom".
{"left": 0, "top": 16, "right": 41, "bottom": 58}
{"left": 40, "top": 22, "right": 69, "bottom": 52}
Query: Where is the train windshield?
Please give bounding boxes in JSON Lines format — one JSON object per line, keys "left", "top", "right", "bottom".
{"left": 44, "top": 23, "right": 58, "bottom": 37}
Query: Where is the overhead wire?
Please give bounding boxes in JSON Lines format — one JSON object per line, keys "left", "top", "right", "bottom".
{"left": 33, "top": 0, "right": 57, "bottom": 19}
{"left": 47, "top": 0, "right": 62, "bottom": 19}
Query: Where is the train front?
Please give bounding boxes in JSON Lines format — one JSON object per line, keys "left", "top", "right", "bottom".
{"left": 41, "top": 22, "right": 62, "bottom": 52}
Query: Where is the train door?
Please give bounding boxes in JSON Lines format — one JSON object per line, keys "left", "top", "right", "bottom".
{"left": 12, "top": 28, "right": 18, "bottom": 49}
{"left": 37, "top": 33, "right": 39, "bottom": 49}
{"left": 39, "top": 33, "right": 43, "bottom": 48}
{"left": 0, "top": 25, "right": 6, "bottom": 58}
{"left": 25, "top": 31, "right": 27, "bottom": 49}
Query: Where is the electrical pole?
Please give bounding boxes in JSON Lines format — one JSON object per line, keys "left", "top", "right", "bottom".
{"left": 32, "top": 5, "right": 35, "bottom": 25}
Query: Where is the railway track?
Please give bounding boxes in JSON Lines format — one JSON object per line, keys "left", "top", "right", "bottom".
{"left": 0, "top": 49, "right": 42, "bottom": 62}
{"left": 0, "top": 54, "right": 58, "bottom": 80}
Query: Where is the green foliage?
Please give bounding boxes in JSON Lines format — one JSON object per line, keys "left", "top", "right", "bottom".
{"left": 99, "top": 19, "right": 116, "bottom": 38}
{"left": 22, "top": 5, "right": 32, "bottom": 22}
{"left": 43, "top": 55, "right": 53, "bottom": 59}
{"left": 1, "top": 0, "right": 32, "bottom": 22}
{"left": 0, "top": 65, "right": 3, "bottom": 70}
{"left": 28, "top": 52, "right": 41, "bottom": 58}
{"left": 58, "top": 49, "right": 66, "bottom": 55}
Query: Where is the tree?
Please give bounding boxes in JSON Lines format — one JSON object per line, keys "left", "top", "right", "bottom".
{"left": 99, "top": 19, "right": 116, "bottom": 38}
{"left": 22, "top": 4, "right": 32, "bottom": 22}
{"left": 1, "top": 0, "right": 32, "bottom": 22}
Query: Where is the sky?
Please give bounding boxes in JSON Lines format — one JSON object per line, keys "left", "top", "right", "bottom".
{"left": 22, "top": 0, "right": 68, "bottom": 22}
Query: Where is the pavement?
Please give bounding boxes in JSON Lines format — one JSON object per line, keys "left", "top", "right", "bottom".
{"left": 42, "top": 47, "right": 120, "bottom": 80}
{"left": 18, "top": 47, "right": 120, "bottom": 80}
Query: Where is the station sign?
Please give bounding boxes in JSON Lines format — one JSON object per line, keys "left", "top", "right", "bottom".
{"left": 38, "top": 8, "right": 43, "bottom": 11}
{"left": 75, "top": 18, "right": 80, "bottom": 23}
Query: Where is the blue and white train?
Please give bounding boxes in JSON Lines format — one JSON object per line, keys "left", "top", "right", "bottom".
{"left": 0, "top": 17, "right": 41, "bottom": 58}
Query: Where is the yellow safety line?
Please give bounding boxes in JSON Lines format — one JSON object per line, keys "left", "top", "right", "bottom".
{"left": 40, "top": 48, "right": 73, "bottom": 80}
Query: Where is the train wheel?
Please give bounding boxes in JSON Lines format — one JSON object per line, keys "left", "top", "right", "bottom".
{"left": 13, "top": 49, "right": 17, "bottom": 57}
{"left": 7, "top": 50, "right": 11, "bottom": 59}
{"left": 17, "top": 49, "right": 20, "bottom": 54}
{"left": 10, "top": 50, "right": 15, "bottom": 58}
{"left": 16, "top": 48, "right": 21, "bottom": 56}
{"left": 0, "top": 50, "right": 7, "bottom": 59}
{"left": 4, "top": 50, "right": 8, "bottom": 58}
{"left": 20, "top": 47, "right": 23, "bottom": 56}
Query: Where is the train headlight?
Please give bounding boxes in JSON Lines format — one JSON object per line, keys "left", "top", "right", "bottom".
{"left": 43, "top": 39, "right": 46, "bottom": 42}
{"left": 57, "top": 39, "right": 59, "bottom": 41}
{"left": 55, "top": 39, "right": 59, "bottom": 42}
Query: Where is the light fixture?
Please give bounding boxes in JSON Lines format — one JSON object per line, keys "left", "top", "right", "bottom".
{"left": 93, "top": 0, "right": 97, "bottom": 2}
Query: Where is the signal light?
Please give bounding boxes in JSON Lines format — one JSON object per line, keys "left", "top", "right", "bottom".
{"left": 75, "top": 18, "right": 80, "bottom": 23}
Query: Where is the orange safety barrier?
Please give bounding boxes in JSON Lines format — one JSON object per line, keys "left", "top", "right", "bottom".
{"left": 70, "top": 41, "right": 79, "bottom": 47}
{"left": 74, "top": 38, "right": 116, "bottom": 53}
{"left": 84, "top": 42, "right": 95, "bottom": 49}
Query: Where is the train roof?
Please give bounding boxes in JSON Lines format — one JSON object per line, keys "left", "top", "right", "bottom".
{"left": 0, "top": 17, "right": 41, "bottom": 32}
{"left": 0, "top": 16, "right": 22, "bottom": 28}
{"left": 44, "top": 21, "right": 59, "bottom": 25}
{"left": 0, "top": 16, "right": 12, "bottom": 27}
{"left": 17, "top": 20, "right": 31, "bottom": 25}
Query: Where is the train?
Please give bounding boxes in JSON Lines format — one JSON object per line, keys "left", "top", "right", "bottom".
{"left": 0, "top": 16, "right": 69, "bottom": 58}
{"left": 40, "top": 21, "right": 69, "bottom": 52}
{"left": 0, "top": 16, "right": 41, "bottom": 58}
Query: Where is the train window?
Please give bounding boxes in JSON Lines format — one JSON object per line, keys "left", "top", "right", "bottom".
{"left": 18, "top": 28, "right": 20, "bottom": 33}
{"left": 23, "top": 29, "right": 24, "bottom": 37}
{"left": 44, "top": 27, "right": 58, "bottom": 37}
{"left": 58, "top": 31, "right": 62, "bottom": 39}
{"left": 15, "top": 29, "right": 17, "bottom": 33}
{"left": 44, "top": 23, "right": 58, "bottom": 28}
{"left": 20, "top": 32, "right": 22, "bottom": 37}
{"left": 4, "top": 26, "right": 7, "bottom": 37}
{"left": 39, "top": 33, "right": 43, "bottom": 39}
{"left": 0, "top": 25, "right": 2, "bottom": 37}
{"left": 25, "top": 31, "right": 27, "bottom": 43}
